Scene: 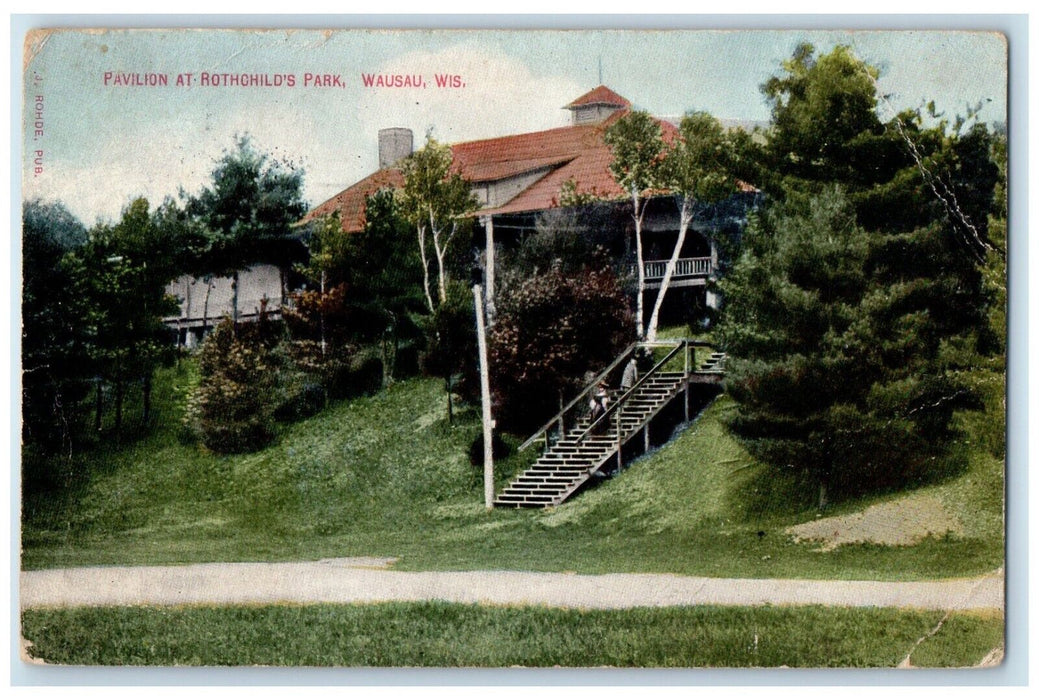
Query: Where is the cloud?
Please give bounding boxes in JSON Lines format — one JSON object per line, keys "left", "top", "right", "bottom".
{"left": 23, "top": 93, "right": 330, "bottom": 224}
{"left": 23, "top": 42, "right": 588, "bottom": 224}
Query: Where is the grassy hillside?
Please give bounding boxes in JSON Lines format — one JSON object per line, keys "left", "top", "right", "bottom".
{"left": 21, "top": 359, "right": 1005, "bottom": 581}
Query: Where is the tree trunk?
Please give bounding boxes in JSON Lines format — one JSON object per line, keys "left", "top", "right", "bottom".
{"left": 433, "top": 223, "right": 454, "bottom": 305}
{"left": 94, "top": 378, "right": 103, "bottom": 433}
{"left": 646, "top": 195, "right": 693, "bottom": 342}
{"left": 483, "top": 216, "right": 497, "bottom": 325}
{"left": 632, "top": 186, "right": 647, "bottom": 339}
{"left": 114, "top": 380, "right": 124, "bottom": 439}
{"left": 319, "top": 269, "right": 327, "bottom": 359}
{"left": 417, "top": 225, "right": 435, "bottom": 313}
{"left": 142, "top": 373, "right": 152, "bottom": 425}
{"left": 202, "top": 276, "right": 214, "bottom": 336}
{"left": 818, "top": 481, "right": 829, "bottom": 510}
{"left": 445, "top": 372, "right": 454, "bottom": 424}
{"left": 178, "top": 278, "right": 190, "bottom": 353}
{"left": 430, "top": 209, "right": 456, "bottom": 306}
{"left": 435, "top": 242, "right": 448, "bottom": 305}
{"left": 231, "top": 269, "right": 240, "bottom": 327}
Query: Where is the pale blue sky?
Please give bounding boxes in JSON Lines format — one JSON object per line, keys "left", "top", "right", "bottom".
{"left": 21, "top": 28, "right": 1007, "bottom": 224}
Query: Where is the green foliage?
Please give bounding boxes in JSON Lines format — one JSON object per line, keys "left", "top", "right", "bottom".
{"left": 720, "top": 189, "right": 980, "bottom": 503}
{"left": 603, "top": 109, "right": 672, "bottom": 338}
{"left": 762, "top": 43, "right": 884, "bottom": 186}
{"left": 718, "top": 43, "right": 1003, "bottom": 506}
{"left": 183, "top": 318, "right": 278, "bottom": 453}
{"left": 422, "top": 280, "right": 477, "bottom": 381}
{"left": 664, "top": 111, "right": 740, "bottom": 204}
{"left": 489, "top": 265, "right": 634, "bottom": 432}
{"left": 646, "top": 111, "right": 742, "bottom": 341}
{"left": 511, "top": 206, "right": 617, "bottom": 279}
{"left": 21, "top": 200, "right": 90, "bottom": 440}
{"left": 398, "top": 135, "right": 478, "bottom": 312}
{"left": 67, "top": 198, "right": 183, "bottom": 442}
{"left": 185, "top": 134, "right": 308, "bottom": 274}
{"left": 603, "top": 110, "right": 666, "bottom": 197}
{"left": 556, "top": 176, "right": 601, "bottom": 208}
{"left": 299, "top": 193, "right": 425, "bottom": 384}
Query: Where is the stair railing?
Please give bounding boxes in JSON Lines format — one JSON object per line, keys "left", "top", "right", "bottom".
{"left": 516, "top": 337, "right": 722, "bottom": 454}
{"left": 573, "top": 339, "right": 687, "bottom": 449}
{"left": 517, "top": 341, "right": 641, "bottom": 452}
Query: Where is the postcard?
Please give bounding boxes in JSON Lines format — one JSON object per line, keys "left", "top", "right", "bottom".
{"left": 18, "top": 24, "right": 1009, "bottom": 671}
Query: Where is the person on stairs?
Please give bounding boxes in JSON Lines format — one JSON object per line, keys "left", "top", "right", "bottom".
{"left": 590, "top": 382, "right": 610, "bottom": 435}
{"left": 620, "top": 356, "right": 638, "bottom": 394}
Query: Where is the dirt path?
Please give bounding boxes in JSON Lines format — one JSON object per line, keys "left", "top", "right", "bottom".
{"left": 19, "top": 558, "right": 1004, "bottom": 612}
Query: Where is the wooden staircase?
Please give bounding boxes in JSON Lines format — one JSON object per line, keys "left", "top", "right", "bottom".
{"left": 494, "top": 340, "right": 725, "bottom": 509}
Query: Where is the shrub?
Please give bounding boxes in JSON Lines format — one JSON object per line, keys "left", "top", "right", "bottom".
{"left": 489, "top": 265, "right": 634, "bottom": 433}
{"left": 183, "top": 319, "right": 277, "bottom": 453}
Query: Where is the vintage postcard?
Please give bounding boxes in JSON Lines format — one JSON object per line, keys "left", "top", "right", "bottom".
{"left": 17, "top": 24, "right": 1009, "bottom": 672}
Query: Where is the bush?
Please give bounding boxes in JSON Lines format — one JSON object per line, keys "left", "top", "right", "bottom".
{"left": 467, "top": 432, "right": 513, "bottom": 467}
{"left": 183, "top": 319, "right": 277, "bottom": 454}
{"left": 489, "top": 265, "right": 634, "bottom": 433}
{"left": 274, "top": 380, "right": 327, "bottom": 423}
{"left": 346, "top": 353, "right": 385, "bottom": 398}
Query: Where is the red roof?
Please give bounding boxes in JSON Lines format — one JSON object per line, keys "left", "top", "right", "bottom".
{"left": 566, "top": 85, "right": 632, "bottom": 108}
{"left": 300, "top": 167, "right": 404, "bottom": 232}
{"left": 304, "top": 87, "right": 696, "bottom": 231}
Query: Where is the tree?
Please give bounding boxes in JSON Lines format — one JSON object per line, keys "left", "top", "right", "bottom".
{"left": 422, "top": 281, "right": 479, "bottom": 424}
{"left": 21, "top": 200, "right": 90, "bottom": 462}
{"left": 604, "top": 111, "right": 667, "bottom": 338}
{"left": 295, "top": 191, "right": 425, "bottom": 386}
{"left": 185, "top": 135, "right": 307, "bottom": 324}
{"left": 761, "top": 43, "right": 884, "bottom": 189}
{"left": 488, "top": 264, "right": 634, "bottom": 433}
{"left": 76, "top": 198, "right": 181, "bottom": 436}
{"left": 721, "top": 189, "right": 986, "bottom": 506}
{"left": 644, "top": 112, "right": 740, "bottom": 342}
{"left": 397, "top": 136, "right": 478, "bottom": 313}
{"left": 717, "top": 44, "right": 1001, "bottom": 507}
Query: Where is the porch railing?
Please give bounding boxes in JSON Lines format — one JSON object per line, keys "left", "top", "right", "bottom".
{"left": 642, "top": 257, "right": 712, "bottom": 281}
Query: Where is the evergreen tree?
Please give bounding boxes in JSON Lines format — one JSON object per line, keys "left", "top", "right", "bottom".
{"left": 718, "top": 44, "right": 1001, "bottom": 506}
{"left": 183, "top": 317, "right": 278, "bottom": 453}
{"left": 77, "top": 198, "right": 181, "bottom": 436}
{"left": 185, "top": 135, "right": 307, "bottom": 324}
{"left": 21, "top": 200, "right": 90, "bottom": 462}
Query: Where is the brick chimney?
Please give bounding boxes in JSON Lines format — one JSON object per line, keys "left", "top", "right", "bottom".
{"left": 378, "top": 128, "right": 413, "bottom": 169}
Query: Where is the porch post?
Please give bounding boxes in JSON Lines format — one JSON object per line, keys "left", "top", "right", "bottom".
{"left": 481, "top": 215, "right": 497, "bottom": 325}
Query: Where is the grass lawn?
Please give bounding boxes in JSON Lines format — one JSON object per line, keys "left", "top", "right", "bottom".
{"left": 21, "top": 355, "right": 1005, "bottom": 581}
{"left": 20, "top": 602, "right": 1003, "bottom": 668}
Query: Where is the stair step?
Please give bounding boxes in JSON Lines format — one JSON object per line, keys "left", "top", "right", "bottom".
{"left": 497, "top": 346, "right": 723, "bottom": 508}
{"left": 502, "top": 487, "right": 568, "bottom": 497}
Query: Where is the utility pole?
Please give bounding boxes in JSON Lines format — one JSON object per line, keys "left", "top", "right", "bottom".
{"left": 473, "top": 284, "right": 495, "bottom": 509}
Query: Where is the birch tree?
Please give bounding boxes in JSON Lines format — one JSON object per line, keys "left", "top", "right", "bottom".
{"left": 398, "top": 136, "right": 478, "bottom": 313}
{"left": 644, "top": 112, "right": 737, "bottom": 342}
{"left": 604, "top": 111, "right": 666, "bottom": 339}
